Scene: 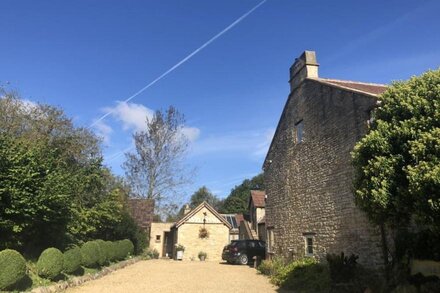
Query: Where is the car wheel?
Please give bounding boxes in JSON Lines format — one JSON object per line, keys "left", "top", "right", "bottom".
{"left": 238, "top": 254, "right": 248, "bottom": 265}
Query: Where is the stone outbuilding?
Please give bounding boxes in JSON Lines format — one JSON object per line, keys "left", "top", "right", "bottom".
{"left": 239, "top": 190, "right": 266, "bottom": 241}
{"left": 170, "top": 201, "right": 232, "bottom": 261}
{"left": 263, "top": 50, "right": 387, "bottom": 269}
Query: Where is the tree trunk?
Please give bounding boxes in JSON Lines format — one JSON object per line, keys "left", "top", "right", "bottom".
{"left": 380, "top": 223, "right": 390, "bottom": 282}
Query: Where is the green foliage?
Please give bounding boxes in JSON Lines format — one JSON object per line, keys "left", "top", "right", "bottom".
{"left": 257, "top": 256, "right": 285, "bottom": 276}
{"left": 36, "top": 247, "right": 64, "bottom": 280}
{"left": 220, "top": 173, "right": 264, "bottom": 213}
{"left": 189, "top": 186, "right": 222, "bottom": 209}
{"left": 326, "top": 252, "right": 359, "bottom": 283}
{"left": 395, "top": 230, "right": 440, "bottom": 261}
{"left": 352, "top": 69, "right": 440, "bottom": 231}
{"left": 93, "top": 240, "right": 107, "bottom": 266}
{"left": 112, "top": 211, "right": 147, "bottom": 255}
{"left": 121, "top": 239, "right": 135, "bottom": 256}
{"left": 143, "top": 248, "right": 159, "bottom": 259}
{"left": 0, "top": 249, "right": 26, "bottom": 290}
{"left": 0, "top": 94, "right": 127, "bottom": 254}
{"left": 115, "top": 240, "right": 127, "bottom": 260}
{"left": 270, "top": 258, "right": 331, "bottom": 292}
{"left": 80, "top": 241, "right": 100, "bottom": 268}
{"left": 63, "top": 246, "right": 82, "bottom": 274}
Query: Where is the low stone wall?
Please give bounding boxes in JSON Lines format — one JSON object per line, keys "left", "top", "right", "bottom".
{"left": 411, "top": 259, "right": 440, "bottom": 278}
{"left": 31, "top": 257, "right": 142, "bottom": 293}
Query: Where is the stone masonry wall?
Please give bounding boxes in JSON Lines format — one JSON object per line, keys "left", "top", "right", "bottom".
{"left": 176, "top": 206, "right": 230, "bottom": 261}
{"left": 264, "top": 79, "right": 383, "bottom": 269}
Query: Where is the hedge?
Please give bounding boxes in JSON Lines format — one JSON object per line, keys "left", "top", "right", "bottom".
{"left": 0, "top": 249, "right": 27, "bottom": 290}
{"left": 80, "top": 241, "right": 100, "bottom": 268}
{"left": 63, "top": 246, "right": 82, "bottom": 274}
{"left": 121, "top": 239, "right": 134, "bottom": 256}
{"left": 37, "top": 247, "right": 64, "bottom": 280}
{"left": 93, "top": 240, "right": 107, "bottom": 266}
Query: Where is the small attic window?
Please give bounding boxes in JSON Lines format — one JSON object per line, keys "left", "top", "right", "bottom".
{"left": 156, "top": 235, "right": 161, "bottom": 242}
{"left": 295, "top": 120, "right": 304, "bottom": 143}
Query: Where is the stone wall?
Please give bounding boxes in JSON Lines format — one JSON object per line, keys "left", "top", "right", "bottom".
{"left": 264, "top": 79, "right": 384, "bottom": 269}
{"left": 150, "top": 222, "right": 173, "bottom": 257}
{"left": 175, "top": 206, "right": 230, "bottom": 261}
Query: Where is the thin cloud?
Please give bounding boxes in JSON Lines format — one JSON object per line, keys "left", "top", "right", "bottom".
{"left": 89, "top": 0, "right": 268, "bottom": 128}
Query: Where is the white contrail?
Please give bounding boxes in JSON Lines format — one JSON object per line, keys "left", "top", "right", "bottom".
{"left": 90, "top": 0, "right": 268, "bottom": 128}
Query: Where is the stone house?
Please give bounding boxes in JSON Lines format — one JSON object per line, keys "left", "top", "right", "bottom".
{"left": 263, "top": 51, "right": 387, "bottom": 269}
{"left": 239, "top": 190, "right": 266, "bottom": 241}
{"left": 148, "top": 201, "right": 230, "bottom": 261}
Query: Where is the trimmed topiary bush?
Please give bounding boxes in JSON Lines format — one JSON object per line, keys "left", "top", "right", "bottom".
{"left": 63, "top": 246, "right": 82, "bottom": 274}
{"left": 101, "top": 241, "right": 113, "bottom": 263}
{"left": 115, "top": 240, "right": 127, "bottom": 260}
{"left": 80, "top": 241, "right": 100, "bottom": 268}
{"left": 93, "top": 240, "right": 107, "bottom": 266}
{"left": 0, "top": 249, "right": 27, "bottom": 290}
{"left": 121, "top": 239, "right": 134, "bottom": 256}
{"left": 37, "top": 247, "right": 64, "bottom": 280}
{"left": 107, "top": 241, "right": 118, "bottom": 262}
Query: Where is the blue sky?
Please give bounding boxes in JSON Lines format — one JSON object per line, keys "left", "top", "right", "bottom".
{"left": 1, "top": 0, "right": 439, "bottom": 201}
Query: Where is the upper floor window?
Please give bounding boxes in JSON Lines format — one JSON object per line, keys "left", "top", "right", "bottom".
{"left": 305, "top": 236, "right": 313, "bottom": 256}
{"left": 156, "top": 235, "right": 161, "bottom": 242}
{"left": 295, "top": 120, "right": 304, "bottom": 143}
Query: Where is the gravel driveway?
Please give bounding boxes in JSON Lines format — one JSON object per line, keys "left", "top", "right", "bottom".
{"left": 66, "top": 259, "right": 280, "bottom": 293}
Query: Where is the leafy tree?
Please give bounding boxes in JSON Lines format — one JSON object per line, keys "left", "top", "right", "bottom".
{"left": 123, "top": 106, "right": 192, "bottom": 208}
{"left": 352, "top": 69, "right": 440, "bottom": 231}
{"left": 0, "top": 92, "right": 131, "bottom": 254}
{"left": 189, "top": 186, "right": 221, "bottom": 209}
{"left": 220, "top": 173, "right": 264, "bottom": 214}
{"left": 352, "top": 69, "right": 440, "bottom": 273}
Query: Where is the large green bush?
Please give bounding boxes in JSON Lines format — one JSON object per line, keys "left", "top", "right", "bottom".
{"left": 93, "top": 240, "right": 107, "bottom": 266}
{"left": 270, "top": 258, "right": 330, "bottom": 292}
{"left": 115, "top": 240, "right": 127, "bottom": 260}
{"left": 0, "top": 249, "right": 27, "bottom": 290}
{"left": 121, "top": 239, "right": 134, "bottom": 256}
{"left": 257, "top": 257, "right": 285, "bottom": 276}
{"left": 80, "top": 241, "right": 100, "bottom": 267}
{"left": 326, "top": 252, "right": 358, "bottom": 283}
{"left": 37, "top": 247, "right": 64, "bottom": 280}
{"left": 63, "top": 246, "right": 82, "bottom": 274}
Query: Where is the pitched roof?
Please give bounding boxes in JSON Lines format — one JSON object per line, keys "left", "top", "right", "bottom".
{"left": 249, "top": 190, "right": 266, "bottom": 208}
{"left": 311, "top": 78, "right": 387, "bottom": 96}
{"left": 173, "top": 201, "right": 232, "bottom": 229}
{"left": 127, "top": 198, "right": 155, "bottom": 230}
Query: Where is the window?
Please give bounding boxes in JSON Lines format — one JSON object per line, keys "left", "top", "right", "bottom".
{"left": 156, "top": 235, "right": 161, "bottom": 242}
{"left": 295, "top": 120, "right": 304, "bottom": 143}
{"left": 267, "top": 228, "right": 275, "bottom": 253}
{"left": 305, "top": 236, "right": 313, "bottom": 256}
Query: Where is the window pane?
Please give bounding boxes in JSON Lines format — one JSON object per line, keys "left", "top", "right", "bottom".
{"left": 296, "top": 120, "right": 304, "bottom": 143}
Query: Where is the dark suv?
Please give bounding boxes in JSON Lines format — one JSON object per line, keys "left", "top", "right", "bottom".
{"left": 222, "top": 240, "right": 266, "bottom": 265}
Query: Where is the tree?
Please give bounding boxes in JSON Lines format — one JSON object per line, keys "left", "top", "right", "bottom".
{"left": 189, "top": 186, "right": 221, "bottom": 210}
{"left": 352, "top": 69, "right": 440, "bottom": 273}
{"left": 0, "top": 92, "right": 130, "bottom": 254}
{"left": 123, "top": 106, "right": 191, "bottom": 207}
{"left": 352, "top": 69, "right": 440, "bottom": 231}
{"left": 220, "top": 173, "right": 264, "bottom": 214}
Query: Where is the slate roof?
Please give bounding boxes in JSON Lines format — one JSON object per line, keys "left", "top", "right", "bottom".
{"left": 127, "top": 198, "right": 155, "bottom": 230}
{"left": 250, "top": 190, "right": 266, "bottom": 208}
{"left": 312, "top": 78, "right": 387, "bottom": 96}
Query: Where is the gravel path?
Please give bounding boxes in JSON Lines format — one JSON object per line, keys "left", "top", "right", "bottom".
{"left": 66, "top": 259, "right": 280, "bottom": 293}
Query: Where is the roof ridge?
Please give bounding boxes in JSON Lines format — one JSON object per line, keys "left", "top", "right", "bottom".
{"left": 316, "top": 77, "right": 387, "bottom": 87}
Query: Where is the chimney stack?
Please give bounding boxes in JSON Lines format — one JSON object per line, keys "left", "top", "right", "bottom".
{"left": 183, "top": 204, "right": 191, "bottom": 215}
{"left": 289, "top": 50, "right": 319, "bottom": 92}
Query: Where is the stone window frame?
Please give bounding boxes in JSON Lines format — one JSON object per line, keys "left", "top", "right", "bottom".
{"left": 295, "top": 119, "right": 304, "bottom": 143}
{"left": 267, "top": 227, "right": 275, "bottom": 253}
{"left": 155, "top": 234, "right": 161, "bottom": 242}
{"left": 303, "top": 232, "right": 315, "bottom": 256}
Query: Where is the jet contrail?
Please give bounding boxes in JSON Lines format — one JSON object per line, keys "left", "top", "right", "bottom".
{"left": 90, "top": 0, "right": 268, "bottom": 128}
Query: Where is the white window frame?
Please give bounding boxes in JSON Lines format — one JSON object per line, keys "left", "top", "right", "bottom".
{"left": 304, "top": 236, "right": 314, "bottom": 256}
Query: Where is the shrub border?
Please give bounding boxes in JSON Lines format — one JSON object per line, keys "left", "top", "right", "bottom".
{"left": 31, "top": 257, "right": 142, "bottom": 293}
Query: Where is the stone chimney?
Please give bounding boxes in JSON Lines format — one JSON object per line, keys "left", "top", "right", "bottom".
{"left": 289, "top": 50, "right": 319, "bottom": 92}
{"left": 183, "top": 204, "right": 191, "bottom": 215}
